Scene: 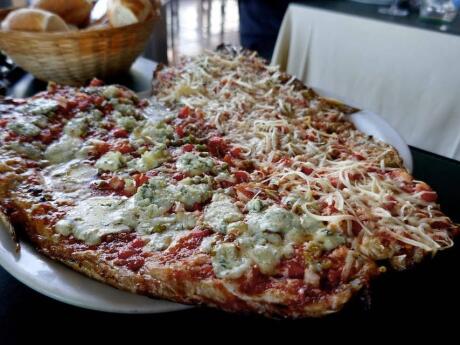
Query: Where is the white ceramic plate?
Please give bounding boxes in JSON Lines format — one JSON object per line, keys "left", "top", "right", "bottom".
{"left": 349, "top": 110, "right": 413, "bottom": 172}
{"left": 315, "top": 87, "right": 413, "bottom": 172}
{"left": 0, "top": 227, "right": 191, "bottom": 314}
{"left": 0, "top": 77, "right": 412, "bottom": 314}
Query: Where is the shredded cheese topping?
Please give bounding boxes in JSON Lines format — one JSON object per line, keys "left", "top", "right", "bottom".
{"left": 153, "top": 48, "right": 456, "bottom": 275}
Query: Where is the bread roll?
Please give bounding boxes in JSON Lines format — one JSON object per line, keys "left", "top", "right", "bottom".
{"left": 33, "top": 0, "right": 93, "bottom": 27}
{"left": 108, "top": 0, "right": 153, "bottom": 27}
{"left": 1, "top": 8, "right": 69, "bottom": 32}
{"left": 91, "top": 0, "right": 108, "bottom": 22}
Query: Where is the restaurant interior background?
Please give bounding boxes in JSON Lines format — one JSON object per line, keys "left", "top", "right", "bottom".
{"left": 1, "top": 0, "right": 460, "bottom": 339}
{"left": 2, "top": 0, "right": 460, "bottom": 161}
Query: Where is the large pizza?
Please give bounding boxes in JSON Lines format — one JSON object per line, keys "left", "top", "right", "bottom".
{"left": 0, "top": 48, "right": 457, "bottom": 318}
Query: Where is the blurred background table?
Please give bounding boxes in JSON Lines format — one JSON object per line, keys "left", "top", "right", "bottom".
{"left": 272, "top": 2, "right": 460, "bottom": 161}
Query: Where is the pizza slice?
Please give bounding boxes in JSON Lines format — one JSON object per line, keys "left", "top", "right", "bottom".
{"left": 0, "top": 50, "right": 458, "bottom": 318}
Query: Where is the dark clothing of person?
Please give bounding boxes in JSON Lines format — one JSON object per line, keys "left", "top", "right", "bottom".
{"left": 238, "top": 0, "right": 292, "bottom": 60}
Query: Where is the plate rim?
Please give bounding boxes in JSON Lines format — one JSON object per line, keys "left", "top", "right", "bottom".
{"left": 315, "top": 87, "right": 413, "bottom": 172}
{"left": 0, "top": 230, "right": 191, "bottom": 314}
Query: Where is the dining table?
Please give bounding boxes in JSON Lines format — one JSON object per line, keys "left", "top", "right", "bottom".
{"left": 272, "top": 1, "right": 460, "bottom": 161}
{"left": 1, "top": 56, "right": 459, "bottom": 342}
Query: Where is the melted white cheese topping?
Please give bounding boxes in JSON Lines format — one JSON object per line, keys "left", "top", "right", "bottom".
{"left": 45, "top": 135, "right": 83, "bottom": 164}
{"left": 95, "top": 151, "right": 124, "bottom": 171}
{"left": 204, "top": 194, "right": 243, "bottom": 233}
{"left": 176, "top": 152, "right": 214, "bottom": 176}
{"left": 134, "top": 145, "right": 169, "bottom": 172}
{"left": 43, "top": 159, "right": 97, "bottom": 196}
{"left": 55, "top": 193, "right": 199, "bottom": 248}
{"left": 246, "top": 205, "right": 301, "bottom": 234}
{"left": 7, "top": 120, "right": 40, "bottom": 137}
{"left": 212, "top": 243, "right": 251, "bottom": 279}
{"left": 55, "top": 196, "right": 131, "bottom": 245}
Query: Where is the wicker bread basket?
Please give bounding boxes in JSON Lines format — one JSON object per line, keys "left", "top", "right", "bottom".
{"left": 0, "top": 8, "right": 157, "bottom": 86}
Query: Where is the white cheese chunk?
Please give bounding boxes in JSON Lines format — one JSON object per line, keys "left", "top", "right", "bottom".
{"left": 175, "top": 182, "right": 212, "bottom": 208}
{"left": 22, "top": 98, "right": 59, "bottom": 116}
{"left": 75, "top": 138, "right": 105, "bottom": 159}
{"left": 31, "top": 114, "right": 48, "bottom": 128}
{"left": 135, "top": 175, "right": 212, "bottom": 210}
{"left": 7, "top": 121, "right": 40, "bottom": 137}
{"left": 95, "top": 151, "right": 124, "bottom": 171}
{"left": 113, "top": 103, "right": 136, "bottom": 116}
{"left": 43, "top": 159, "right": 98, "bottom": 194}
{"left": 7, "top": 142, "right": 42, "bottom": 160}
{"left": 249, "top": 244, "right": 282, "bottom": 275}
{"left": 204, "top": 194, "right": 243, "bottom": 233}
{"left": 102, "top": 85, "right": 122, "bottom": 99}
{"left": 144, "top": 232, "right": 175, "bottom": 251}
{"left": 176, "top": 152, "right": 214, "bottom": 176}
{"left": 226, "top": 208, "right": 326, "bottom": 276}
{"left": 116, "top": 116, "right": 138, "bottom": 131}
{"left": 45, "top": 135, "right": 82, "bottom": 164}
{"left": 54, "top": 196, "right": 131, "bottom": 245}
{"left": 64, "top": 118, "right": 88, "bottom": 137}
{"left": 134, "top": 176, "right": 176, "bottom": 211}
{"left": 313, "top": 228, "right": 346, "bottom": 251}
{"left": 55, "top": 191, "right": 199, "bottom": 248}
{"left": 133, "top": 120, "right": 173, "bottom": 143}
{"left": 247, "top": 205, "right": 301, "bottom": 234}
{"left": 212, "top": 243, "right": 250, "bottom": 279}
{"left": 136, "top": 212, "right": 197, "bottom": 235}
{"left": 199, "top": 234, "right": 217, "bottom": 253}
{"left": 134, "top": 145, "right": 169, "bottom": 172}
{"left": 246, "top": 198, "right": 265, "bottom": 213}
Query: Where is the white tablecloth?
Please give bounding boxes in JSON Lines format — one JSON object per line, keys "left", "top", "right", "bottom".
{"left": 272, "top": 4, "right": 460, "bottom": 160}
